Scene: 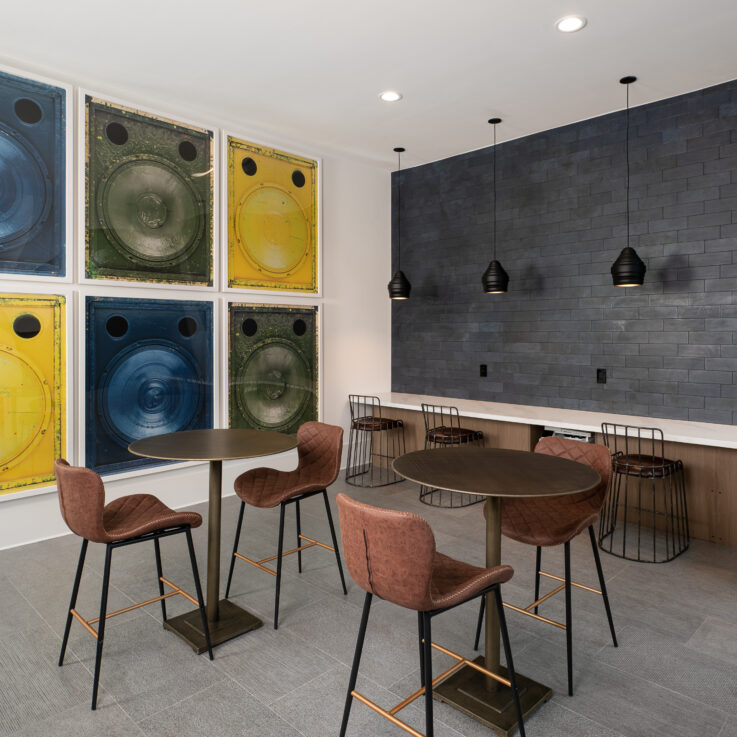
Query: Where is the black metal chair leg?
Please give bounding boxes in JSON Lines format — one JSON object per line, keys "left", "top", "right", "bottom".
{"left": 274, "top": 503, "right": 286, "bottom": 629}
{"left": 534, "top": 546, "right": 542, "bottom": 614}
{"left": 154, "top": 537, "right": 167, "bottom": 622}
{"left": 564, "top": 541, "right": 573, "bottom": 696}
{"left": 495, "top": 587, "right": 526, "bottom": 737}
{"left": 418, "top": 611, "right": 425, "bottom": 687}
{"left": 422, "top": 611, "right": 434, "bottom": 737}
{"left": 185, "top": 528, "right": 213, "bottom": 660}
{"left": 474, "top": 595, "right": 485, "bottom": 651}
{"left": 589, "top": 526, "right": 617, "bottom": 647}
{"left": 59, "top": 539, "right": 88, "bottom": 667}
{"left": 91, "top": 544, "right": 113, "bottom": 711}
{"left": 296, "top": 499, "right": 302, "bottom": 573}
{"left": 323, "top": 491, "right": 348, "bottom": 595}
{"left": 339, "top": 592, "right": 373, "bottom": 737}
{"left": 225, "top": 501, "right": 245, "bottom": 598}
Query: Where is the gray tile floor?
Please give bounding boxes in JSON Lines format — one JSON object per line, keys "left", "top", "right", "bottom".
{"left": 2, "top": 476, "right": 737, "bottom": 737}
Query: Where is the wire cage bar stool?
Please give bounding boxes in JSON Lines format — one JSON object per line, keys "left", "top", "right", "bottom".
{"left": 345, "top": 395, "right": 406, "bottom": 487}
{"left": 419, "top": 403, "right": 485, "bottom": 507}
{"left": 598, "top": 423, "right": 689, "bottom": 563}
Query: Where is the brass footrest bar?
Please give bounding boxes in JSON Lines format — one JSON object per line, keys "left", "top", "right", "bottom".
{"left": 70, "top": 577, "right": 199, "bottom": 638}
{"left": 352, "top": 639, "right": 511, "bottom": 737}
{"left": 539, "top": 570, "right": 603, "bottom": 595}
{"left": 233, "top": 534, "right": 336, "bottom": 576}
{"left": 503, "top": 602, "right": 566, "bottom": 630}
{"left": 525, "top": 583, "right": 565, "bottom": 612}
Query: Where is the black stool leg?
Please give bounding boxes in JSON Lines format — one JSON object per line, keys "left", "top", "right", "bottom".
{"left": 185, "top": 528, "right": 213, "bottom": 660}
{"left": 422, "top": 611, "right": 434, "bottom": 737}
{"left": 534, "top": 546, "right": 542, "bottom": 614}
{"left": 339, "top": 592, "right": 373, "bottom": 737}
{"left": 274, "top": 503, "right": 286, "bottom": 629}
{"left": 418, "top": 612, "right": 425, "bottom": 687}
{"left": 225, "top": 501, "right": 245, "bottom": 598}
{"left": 564, "top": 541, "right": 573, "bottom": 696}
{"left": 59, "top": 539, "right": 88, "bottom": 667}
{"left": 589, "top": 526, "right": 617, "bottom": 647}
{"left": 154, "top": 537, "right": 167, "bottom": 622}
{"left": 91, "top": 544, "right": 113, "bottom": 710}
{"left": 296, "top": 499, "right": 302, "bottom": 573}
{"left": 474, "top": 596, "right": 485, "bottom": 651}
{"left": 323, "top": 491, "right": 347, "bottom": 595}
{"left": 495, "top": 587, "right": 526, "bottom": 737}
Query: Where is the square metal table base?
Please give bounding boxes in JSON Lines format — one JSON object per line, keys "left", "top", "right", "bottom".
{"left": 434, "top": 657, "right": 552, "bottom": 737}
{"left": 163, "top": 599, "right": 263, "bottom": 653}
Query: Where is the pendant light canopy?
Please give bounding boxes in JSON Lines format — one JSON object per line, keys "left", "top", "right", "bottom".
{"left": 612, "top": 76, "right": 646, "bottom": 287}
{"left": 482, "top": 118, "right": 508, "bottom": 294}
{"left": 388, "top": 147, "right": 411, "bottom": 300}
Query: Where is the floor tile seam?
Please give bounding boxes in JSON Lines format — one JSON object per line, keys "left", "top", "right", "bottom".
{"left": 585, "top": 657, "right": 735, "bottom": 718}
{"left": 551, "top": 697, "right": 628, "bottom": 737}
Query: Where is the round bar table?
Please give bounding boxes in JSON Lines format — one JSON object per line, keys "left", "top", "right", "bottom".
{"left": 393, "top": 446, "right": 600, "bottom": 737}
{"left": 129, "top": 428, "right": 297, "bottom": 653}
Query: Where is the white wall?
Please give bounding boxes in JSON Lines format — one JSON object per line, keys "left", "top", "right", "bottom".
{"left": 0, "top": 66, "right": 393, "bottom": 550}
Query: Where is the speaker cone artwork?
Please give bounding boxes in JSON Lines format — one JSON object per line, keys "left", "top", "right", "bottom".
{"left": 228, "top": 136, "right": 317, "bottom": 292}
{"left": 0, "top": 294, "right": 65, "bottom": 493}
{"left": 229, "top": 304, "right": 317, "bottom": 433}
{"left": 85, "top": 97, "right": 213, "bottom": 285}
{"left": 0, "top": 70, "right": 66, "bottom": 276}
{"left": 86, "top": 296, "right": 213, "bottom": 474}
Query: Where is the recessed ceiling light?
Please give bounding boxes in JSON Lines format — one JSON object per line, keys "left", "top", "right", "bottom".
{"left": 556, "top": 15, "right": 587, "bottom": 32}
{"left": 379, "top": 90, "right": 403, "bottom": 102}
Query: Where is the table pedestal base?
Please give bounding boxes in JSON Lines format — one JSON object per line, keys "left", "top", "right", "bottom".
{"left": 163, "top": 599, "right": 262, "bottom": 653}
{"left": 434, "top": 657, "right": 551, "bottom": 737}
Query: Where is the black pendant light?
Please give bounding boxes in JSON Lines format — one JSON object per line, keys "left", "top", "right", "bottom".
{"left": 482, "top": 118, "right": 509, "bottom": 293}
{"left": 612, "top": 76, "right": 647, "bottom": 287}
{"left": 388, "top": 147, "right": 411, "bottom": 300}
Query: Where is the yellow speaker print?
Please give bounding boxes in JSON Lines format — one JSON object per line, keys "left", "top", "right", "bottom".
{"left": 228, "top": 136, "right": 317, "bottom": 292}
{"left": 0, "top": 294, "right": 65, "bottom": 493}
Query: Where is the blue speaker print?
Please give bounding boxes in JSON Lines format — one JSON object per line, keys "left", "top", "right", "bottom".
{"left": 85, "top": 296, "right": 213, "bottom": 474}
{"left": 0, "top": 69, "right": 66, "bottom": 276}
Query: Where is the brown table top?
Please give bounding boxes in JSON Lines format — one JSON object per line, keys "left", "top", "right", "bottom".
{"left": 129, "top": 428, "right": 298, "bottom": 462}
{"left": 392, "top": 447, "right": 600, "bottom": 498}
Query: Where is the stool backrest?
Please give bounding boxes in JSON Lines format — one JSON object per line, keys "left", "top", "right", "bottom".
{"left": 601, "top": 423, "right": 667, "bottom": 469}
{"left": 296, "top": 421, "right": 344, "bottom": 488}
{"left": 534, "top": 436, "right": 611, "bottom": 508}
{"left": 421, "top": 403, "right": 461, "bottom": 433}
{"left": 337, "top": 493, "right": 436, "bottom": 611}
{"left": 348, "top": 395, "right": 382, "bottom": 421}
{"left": 54, "top": 459, "right": 108, "bottom": 543}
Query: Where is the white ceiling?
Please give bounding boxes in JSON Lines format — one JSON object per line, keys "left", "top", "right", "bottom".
{"left": 3, "top": 0, "right": 737, "bottom": 169}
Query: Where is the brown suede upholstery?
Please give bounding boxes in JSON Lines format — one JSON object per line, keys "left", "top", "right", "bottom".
{"left": 54, "top": 459, "right": 202, "bottom": 544}
{"left": 337, "top": 493, "right": 513, "bottom": 612}
{"left": 500, "top": 437, "right": 610, "bottom": 547}
{"left": 234, "top": 422, "right": 343, "bottom": 508}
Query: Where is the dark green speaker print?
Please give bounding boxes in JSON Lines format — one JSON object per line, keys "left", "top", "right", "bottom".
{"left": 229, "top": 304, "right": 317, "bottom": 434}
{"left": 85, "top": 97, "right": 213, "bottom": 285}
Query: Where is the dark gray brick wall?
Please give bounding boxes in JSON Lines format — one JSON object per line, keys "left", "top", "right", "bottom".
{"left": 391, "top": 79, "right": 737, "bottom": 425}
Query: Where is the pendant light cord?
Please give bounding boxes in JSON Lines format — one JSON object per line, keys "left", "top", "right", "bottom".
{"left": 492, "top": 123, "right": 497, "bottom": 261}
{"left": 625, "top": 83, "right": 630, "bottom": 249}
{"left": 396, "top": 149, "right": 402, "bottom": 272}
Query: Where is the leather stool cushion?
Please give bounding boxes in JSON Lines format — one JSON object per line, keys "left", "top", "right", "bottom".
{"left": 426, "top": 426, "right": 483, "bottom": 444}
{"left": 613, "top": 454, "right": 679, "bottom": 478}
{"left": 103, "top": 495, "right": 202, "bottom": 541}
{"left": 352, "top": 416, "right": 403, "bottom": 431}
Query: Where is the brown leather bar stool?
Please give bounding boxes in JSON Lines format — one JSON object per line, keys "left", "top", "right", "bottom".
{"left": 420, "top": 403, "right": 484, "bottom": 507}
{"left": 225, "top": 421, "right": 347, "bottom": 629}
{"left": 54, "top": 459, "right": 212, "bottom": 711}
{"left": 345, "top": 394, "right": 406, "bottom": 487}
{"left": 599, "top": 423, "right": 689, "bottom": 562}
{"left": 337, "top": 493, "right": 525, "bottom": 737}
{"left": 474, "top": 437, "right": 618, "bottom": 696}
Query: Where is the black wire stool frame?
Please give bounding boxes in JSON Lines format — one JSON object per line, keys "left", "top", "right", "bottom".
{"left": 59, "top": 524, "right": 212, "bottom": 710}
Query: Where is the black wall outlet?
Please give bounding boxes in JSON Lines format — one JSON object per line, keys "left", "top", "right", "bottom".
{"left": 597, "top": 368, "right": 607, "bottom": 384}
{"left": 480, "top": 364, "right": 487, "bottom": 377}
